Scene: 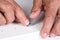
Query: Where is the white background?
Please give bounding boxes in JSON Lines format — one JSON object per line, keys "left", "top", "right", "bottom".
{"left": 0, "top": 0, "right": 60, "bottom": 40}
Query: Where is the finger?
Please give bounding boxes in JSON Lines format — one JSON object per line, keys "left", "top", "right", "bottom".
{"left": 30, "top": 0, "right": 42, "bottom": 18}
{"left": 0, "top": 3, "right": 15, "bottom": 24}
{"left": 15, "top": 17, "right": 22, "bottom": 23}
{"left": 40, "top": 2, "right": 59, "bottom": 38}
{"left": 10, "top": 1, "right": 29, "bottom": 26}
{"left": 50, "top": 8, "right": 60, "bottom": 37}
{"left": 50, "top": 15, "right": 60, "bottom": 37}
{"left": 0, "top": 12, "right": 6, "bottom": 25}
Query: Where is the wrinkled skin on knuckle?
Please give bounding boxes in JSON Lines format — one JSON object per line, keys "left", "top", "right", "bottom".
{"left": 0, "top": 0, "right": 13, "bottom": 11}
{"left": 0, "top": 0, "right": 15, "bottom": 23}
{"left": 43, "top": 0, "right": 60, "bottom": 9}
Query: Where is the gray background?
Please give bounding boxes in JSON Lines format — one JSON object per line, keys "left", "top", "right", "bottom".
{"left": 15, "top": 0, "right": 33, "bottom": 15}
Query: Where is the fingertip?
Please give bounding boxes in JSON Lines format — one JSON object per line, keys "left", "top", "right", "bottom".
{"left": 24, "top": 19, "right": 29, "bottom": 26}
{"left": 30, "top": 10, "right": 40, "bottom": 19}
{"left": 40, "top": 32, "right": 49, "bottom": 38}
{"left": 20, "top": 19, "right": 29, "bottom": 26}
{"left": 40, "top": 26, "right": 49, "bottom": 38}
{"left": 50, "top": 33, "right": 56, "bottom": 37}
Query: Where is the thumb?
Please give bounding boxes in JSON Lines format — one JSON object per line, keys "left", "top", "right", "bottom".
{"left": 30, "top": 0, "right": 42, "bottom": 19}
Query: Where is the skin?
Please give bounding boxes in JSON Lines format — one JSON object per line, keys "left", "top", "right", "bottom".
{"left": 30, "top": 0, "right": 42, "bottom": 18}
{"left": 1, "top": 0, "right": 60, "bottom": 38}
{"left": 0, "top": 0, "right": 29, "bottom": 26}
{"left": 41, "top": 0, "right": 60, "bottom": 38}
{"left": 30, "top": 0, "right": 60, "bottom": 38}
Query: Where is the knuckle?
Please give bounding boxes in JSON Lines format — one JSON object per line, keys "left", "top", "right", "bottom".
{"left": 2, "top": 3, "right": 13, "bottom": 10}
{"left": 45, "top": 13, "right": 55, "bottom": 19}
{"left": 6, "top": 4, "right": 13, "bottom": 9}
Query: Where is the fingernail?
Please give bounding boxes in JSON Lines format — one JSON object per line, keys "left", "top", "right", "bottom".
{"left": 30, "top": 10, "right": 40, "bottom": 18}
{"left": 25, "top": 19, "right": 29, "bottom": 26}
{"left": 50, "top": 33, "right": 56, "bottom": 37}
{"left": 30, "top": 12, "right": 36, "bottom": 18}
{"left": 42, "top": 33, "right": 48, "bottom": 38}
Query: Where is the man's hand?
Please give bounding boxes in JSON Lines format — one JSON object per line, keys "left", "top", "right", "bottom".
{"left": 40, "top": 0, "right": 60, "bottom": 38}
{"left": 30, "top": 0, "right": 60, "bottom": 38}
{"left": 0, "top": 0, "right": 29, "bottom": 26}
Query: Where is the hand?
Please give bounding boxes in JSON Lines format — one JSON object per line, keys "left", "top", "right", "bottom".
{"left": 0, "top": 0, "right": 29, "bottom": 26}
{"left": 30, "top": 0, "right": 60, "bottom": 38}
{"left": 30, "top": 0, "right": 42, "bottom": 19}
{"left": 40, "top": 0, "right": 60, "bottom": 38}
